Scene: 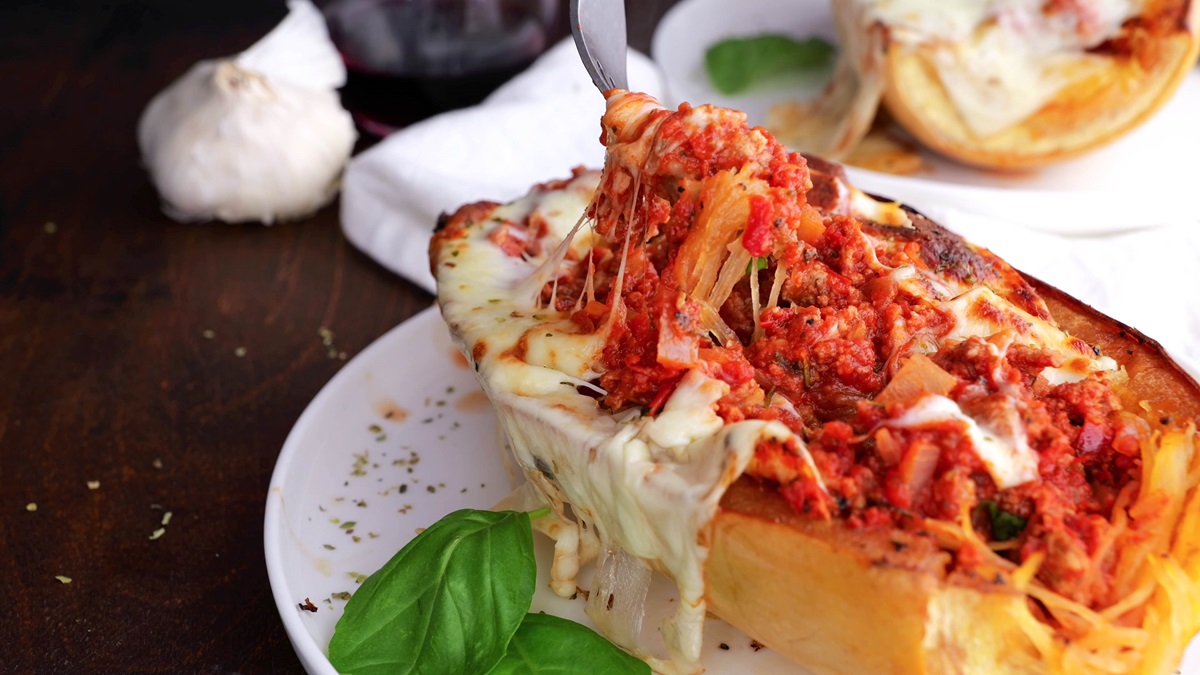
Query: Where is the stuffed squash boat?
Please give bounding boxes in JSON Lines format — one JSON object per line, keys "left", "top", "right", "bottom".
{"left": 429, "top": 91, "right": 1200, "bottom": 674}
{"left": 769, "top": 0, "right": 1200, "bottom": 169}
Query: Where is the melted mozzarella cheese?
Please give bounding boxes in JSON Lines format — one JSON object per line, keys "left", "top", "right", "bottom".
{"left": 438, "top": 173, "right": 609, "bottom": 384}
{"left": 889, "top": 394, "right": 1039, "bottom": 488}
{"left": 1040, "top": 364, "right": 1095, "bottom": 386}
{"left": 642, "top": 370, "right": 727, "bottom": 454}
{"left": 850, "top": 190, "right": 912, "bottom": 226}
{"left": 941, "top": 286, "right": 1117, "bottom": 380}
{"left": 888, "top": 263, "right": 957, "bottom": 303}
{"left": 859, "top": 224, "right": 1116, "bottom": 385}
{"left": 435, "top": 168, "right": 818, "bottom": 673}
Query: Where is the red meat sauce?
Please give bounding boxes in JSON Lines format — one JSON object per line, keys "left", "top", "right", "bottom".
{"left": 644, "top": 254, "right": 1131, "bottom": 605}
{"left": 478, "top": 106, "right": 1145, "bottom": 607}
{"left": 568, "top": 219, "right": 1132, "bottom": 487}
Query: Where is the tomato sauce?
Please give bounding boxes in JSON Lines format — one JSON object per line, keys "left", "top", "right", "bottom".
{"left": 478, "top": 99, "right": 1147, "bottom": 609}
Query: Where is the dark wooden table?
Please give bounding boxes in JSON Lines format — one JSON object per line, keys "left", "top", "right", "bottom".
{"left": 1, "top": 1, "right": 674, "bottom": 672}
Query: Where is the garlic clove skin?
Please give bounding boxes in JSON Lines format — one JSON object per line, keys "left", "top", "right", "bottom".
{"left": 137, "top": 0, "right": 356, "bottom": 225}
{"left": 237, "top": 0, "right": 346, "bottom": 90}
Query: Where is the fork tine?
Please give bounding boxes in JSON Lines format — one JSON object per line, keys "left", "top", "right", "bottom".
{"left": 570, "top": 0, "right": 629, "bottom": 93}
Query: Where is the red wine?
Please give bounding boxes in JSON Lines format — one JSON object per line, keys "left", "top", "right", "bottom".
{"left": 338, "top": 59, "right": 538, "bottom": 135}
{"left": 324, "top": 0, "right": 562, "bottom": 135}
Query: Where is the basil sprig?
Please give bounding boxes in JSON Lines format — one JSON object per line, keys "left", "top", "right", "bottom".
{"left": 488, "top": 613, "right": 649, "bottom": 674}
{"left": 705, "top": 34, "right": 836, "bottom": 95}
{"left": 328, "top": 508, "right": 649, "bottom": 675}
{"left": 328, "top": 509, "right": 534, "bottom": 674}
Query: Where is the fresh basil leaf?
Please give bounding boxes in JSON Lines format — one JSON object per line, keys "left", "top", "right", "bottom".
{"left": 328, "top": 509, "right": 536, "bottom": 675}
{"left": 485, "top": 613, "right": 650, "bottom": 675}
{"left": 705, "top": 34, "right": 836, "bottom": 95}
{"left": 983, "top": 501, "right": 1028, "bottom": 542}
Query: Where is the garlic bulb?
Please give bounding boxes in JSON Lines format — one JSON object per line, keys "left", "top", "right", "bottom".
{"left": 138, "top": 0, "right": 356, "bottom": 224}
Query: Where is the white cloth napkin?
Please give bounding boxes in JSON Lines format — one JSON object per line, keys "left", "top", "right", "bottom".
{"left": 340, "top": 38, "right": 1200, "bottom": 375}
{"left": 340, "top": 39, "right": 666, "bottom": 293}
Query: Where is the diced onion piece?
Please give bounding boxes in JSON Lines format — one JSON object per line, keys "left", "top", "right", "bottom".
{"left": 876, "top": 353, "right": 958, "bottom": 405}
{"left": 898, "top": 438, "right": 939, "bottom": 496}
{"left": 875, "top": 427, "right": 902, "bottom": 465}
{"left": 657, "top": 297, "right": 699, "bottom": 369}
{"left": 585, "top": 546, "right": 652, "bottom": 652}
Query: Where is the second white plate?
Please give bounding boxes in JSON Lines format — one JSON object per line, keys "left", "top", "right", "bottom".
{"left": 652, "top": 0, "right": 1200, "bottom": 233}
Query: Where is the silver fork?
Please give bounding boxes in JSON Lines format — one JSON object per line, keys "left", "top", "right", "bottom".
{"left": 569, "top": 0, "right": 629, "bottom": 92}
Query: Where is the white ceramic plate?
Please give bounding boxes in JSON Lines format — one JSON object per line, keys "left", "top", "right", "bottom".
{"left": 264, "top": 307, "right": 806, "bottom": 674}
{"left": 651, "top": 0, "right": 1200, "bottom": 233}
{"left": 266, "top": 308, "right": 1200, "bottom": 674}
